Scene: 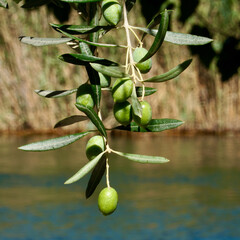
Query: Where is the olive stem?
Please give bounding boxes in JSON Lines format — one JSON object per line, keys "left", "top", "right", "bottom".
{"left": 106, "top": 157, "right": 110, "bottom": 188}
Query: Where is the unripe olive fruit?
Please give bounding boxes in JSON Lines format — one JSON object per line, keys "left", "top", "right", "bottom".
{"left": 86, "top": 135, "right": 105, "bottom": 160}
{"left": 101, "top": 0, "right": 122, "bottom": 26}
{"left": 114, "top": 101, "right": 132, "bottom": 126}
{"left": 76, "top": 83, "right": 95, "bottom": 108}
{"left": 98, "top": 187, "right": 118, "bottom": 216}
{"left": 99, "top": 72, "right": 111, "bottom": 88}
{"left": 133, "top": 101, "right": 152, "bottom": 126}
{"left": 112, "top": 77, "right": 133, "bottom": 103}
{"left": 133, "top": 47, "right": 152, "bottom": 74}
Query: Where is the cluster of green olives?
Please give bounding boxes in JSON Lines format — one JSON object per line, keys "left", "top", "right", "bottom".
{"left": 112, "top": 76, "right": 152, "bottom": 127}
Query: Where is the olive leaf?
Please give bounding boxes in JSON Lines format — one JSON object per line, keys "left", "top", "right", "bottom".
{"left": 59, "top": 53, "right": 118, "bottom": 66}
{"left": 139, "top": 9, "right": 169, "bottom": 63}
{"left": 90, "top": 63, "right": 127, "bottom": 78}
{"left": 35, "top": 89, "right": 77, "bottom": 98}
{"left": 75, "top": 103, "right": 107, "bottom": 138}
{"left": 136, "top": 87, "right": 157, "bottom": 97}
{"left": 18, "top": 132, "right": 90, "bottom": 151}
{"left": 144, "top": 59, "right": 192, "bottom": 83}
{"left": 64, "top": 151, "right": 106, "bottom": 185}
{"left": 54, "top": 115, "right": 88, "bottom": 128}
{"left": 85, "top": 154, "right": 106, "bottom": 198}
{"left": 115, "top": 119, "right": 184, "bottom": 132}
{"left": 131, "top": 86, "right": 142, "bottom": 118}
{"left": 19, "top": 36, "right": 72, "bottom": 46}
{"left": 134, "top": 27, "right": 213, "bottom": 46}
{"left": 50, "top": 24, "right": 113, "bottom": 35}
{"left": 112, "top": 150, "right": 169, "bottom": 164}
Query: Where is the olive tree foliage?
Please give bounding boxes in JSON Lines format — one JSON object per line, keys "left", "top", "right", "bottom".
{"left": 1, "top": 0, "right": 212, "bottom": 214}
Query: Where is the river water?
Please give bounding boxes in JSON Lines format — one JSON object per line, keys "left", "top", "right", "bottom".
{"left": 0, "top": 134, "right": 240, "bottom": 240}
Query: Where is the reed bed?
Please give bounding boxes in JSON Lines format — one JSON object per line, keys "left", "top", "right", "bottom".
{"left": 0, "top": 2, "right": 239, "bottom": 134}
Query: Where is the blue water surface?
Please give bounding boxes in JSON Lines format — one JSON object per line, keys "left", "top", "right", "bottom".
{"left": 0, "top": 135, "right": 240, "bottom": 240}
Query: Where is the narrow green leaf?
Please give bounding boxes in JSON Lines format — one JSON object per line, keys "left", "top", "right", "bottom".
{"left": 90, "top": 63, "right": 127, "bottom": 78}
{"left": 75, "top": 103, "right": 107, "bottom": 138}
{"left": 141, "top": 9, "right": 165, "bottom": 41}
{"left": 18, "top": 132, "right": 90, "bottom": 152}
{"left": 126, "top": 0, "right": 136, "bottom": 12}
{"left": 139, "top": 9, "right": 169, "bottom": 63}
{"left": 89, "top": 2, "right": 99, "bottom": 50}
{"left": 59, "top": 53, "right": 118, "bottom": 66}
{"left": 113, "top": 150, "right": 169, "bottom": 164}
{"left": 64, "top": 151, "right": 105, "bottom": 184}
{"left": 60, "top": 0, "right": 101, "bottom": 3}
{"left": 19, "top": 36, "right": 71, "bottom": 46}
{"left": 135, "top": 27, "right": 213, "bottom": 46}
{"left": 21, "top": 0, "right": 51, "bottom": 8}
{"left": 136, "top": 87, "right": 157, "bottom": 97}
{"left": 164, "top": 31, "right": 213, "bottom": 45}
{"left": 115, "top": 119, "right": 184, "bottom": 132}
{"left": 0, "top": 0, "right": 8, "bottom": 8}
{"left": 58, "top": 28, "right": 124, "bottom": 48}
{"left": 131, "top": 86, "right": 142, "bottom": 118}
{"left": 86, "top": 154, "right": 106, "bottom": 198}
{"left": 35, "top": 89, "right": 77, "bottom": 98}
{"left": 54, "top": 115, "right": 88, "bottom": 128}
{"left": 51, "top": 24, "right": 113, "bottom": 35}
{"left": 144, "top": 59, "right": 192, "bottom": 83}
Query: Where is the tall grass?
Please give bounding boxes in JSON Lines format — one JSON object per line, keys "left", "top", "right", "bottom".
{"left": 0, "top": 2, "right": 239, "bottom": 134}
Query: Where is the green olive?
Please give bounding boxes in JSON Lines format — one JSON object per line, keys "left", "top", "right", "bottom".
{"left": 112, "top": 77, "right": 133, "bottom": 103}
{"left": 133, "top": 101, "right": 152, "bottom": 126}
{"left": 99, "top": 72, "right": 111, "bottom": 88}
{"left": 101, "top": 0, "right": 122, "bottom": 26}
{"left": 133, "top": 47, "right": 152, "bottom": 74}
{"left": 85, "top": 135, "right": 105, "bottom": 160}
{"left": 114, "top": 101, "right": 132, "bottom": 126}
{"left": 98, "top": 187, "right": 118, "bottom": 216}
{"left": 76, "top": 83, "right": 95, "bottom": 108}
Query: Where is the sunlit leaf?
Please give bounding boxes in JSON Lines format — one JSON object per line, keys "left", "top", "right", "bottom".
{"left": 19, "top": 36, "right": 71, "bottom": 46}
{"left": 64, "top": 151, "right": 105, "bottom": 184}
{"left": 112, "top": 150, "right": 169, "bottom": 163}
{"left": 75, "top": 104, "right": 107, "bottom": 138}
{"left": 35, "top": 89, "right": 77, "bottom": 98}
{"left": 144, "top": 59, "right": 192, "bottom": 83}
{"left": 54, "top": 115, "right": 88, "bottom": 128}
{"left": 136, "top": 87, "right": 157, "bottom": 97}
{"left": 90, "top": 63, "right": 127, "bottom": 78}
{"left": 139, "top": 9, "right": 169, "bottom": 63}
{"left": 164, "top": 31, "right": 213, "bottom": 45}
{"left": 135, "top": 27, "right": 213, "bottom": 46}
{"left": 85, "top": 154, "right": 106, "bottom": 198}
{"left": 18, "top": 132, "right": 90, "bottom": 152}
{"left": 115, "top": 119, "right": 184, "bottom": 132}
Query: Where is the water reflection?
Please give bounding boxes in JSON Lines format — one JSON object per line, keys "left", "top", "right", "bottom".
{"left": 0, "top": 135, "right": 240, "bottom": 239}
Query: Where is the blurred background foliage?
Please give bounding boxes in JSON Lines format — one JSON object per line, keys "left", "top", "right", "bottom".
{"left": 0, "top": 0, "right": 239, "bottom": 133}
